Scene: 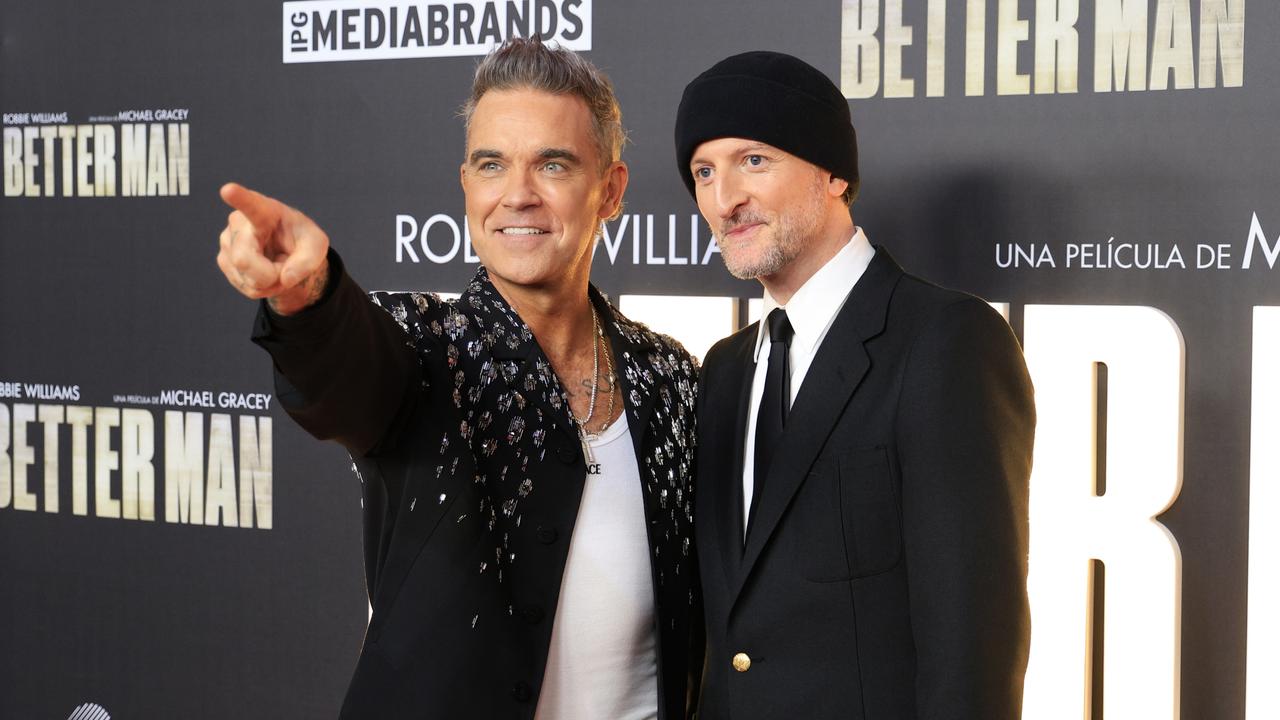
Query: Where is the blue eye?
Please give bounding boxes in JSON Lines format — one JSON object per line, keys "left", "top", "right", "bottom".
{"left": 694, "top": 166, "right": 712, "bottom": 180}
{"left": 544, "top": 161, "right": 564, "bottom": 172}
{"left": 745, "top": 155, "right": 765, "bottom": 167}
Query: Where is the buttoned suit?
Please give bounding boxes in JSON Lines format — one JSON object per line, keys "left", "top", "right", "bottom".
{"left": 253, "top": 252, "right": 702, "bottom": 719}
{"left": 694, "top": 246, "right": 1035, "bottom": 719}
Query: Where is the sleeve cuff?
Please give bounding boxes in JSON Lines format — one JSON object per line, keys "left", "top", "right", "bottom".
{"left": 251, "top": 248, "right": 351, "bottom": 343}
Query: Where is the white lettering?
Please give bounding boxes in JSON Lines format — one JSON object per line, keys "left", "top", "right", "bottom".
{"left": 1022, "top": 305, "right": 1183, "bottom": 720}
{"left": 1249, "top": 304, "right": 1280, "bottom": 720}
{"left": 1243, "top": 213, "right": 1279, "bottom": 269}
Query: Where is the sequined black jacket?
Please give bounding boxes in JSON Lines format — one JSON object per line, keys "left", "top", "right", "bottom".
{"left": 252, "top": 251, "right": 702, "bottom": 719}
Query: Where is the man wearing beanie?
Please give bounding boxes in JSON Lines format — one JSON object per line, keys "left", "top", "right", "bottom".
{"left": 678, "top": 51, "right": 1035, "bottom": 719}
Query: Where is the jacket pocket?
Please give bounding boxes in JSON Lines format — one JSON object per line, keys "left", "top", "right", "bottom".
{"left": 837, "top": 446, "right": 902, "bottom": 578}
{"left": 800, "top": 446, "right": 902, "bottom": 582}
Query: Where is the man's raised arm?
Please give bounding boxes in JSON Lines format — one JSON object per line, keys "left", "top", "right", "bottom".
{"left": 216, "top": 183, "right": 420, "bottom": 457}
{"left": 216, "top": 182, "right": 330, "bottom": 315}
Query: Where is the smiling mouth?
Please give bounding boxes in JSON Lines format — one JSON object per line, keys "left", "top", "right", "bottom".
{"left": 500, "top": 227, "right": 549, "bottom": 235}
{"left": 723, "top": 222, "right": 763, "bottom": 238}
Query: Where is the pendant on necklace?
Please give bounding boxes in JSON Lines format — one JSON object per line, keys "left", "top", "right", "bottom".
{"left": 580, "top": 430, "right": 604, "bottom": 475}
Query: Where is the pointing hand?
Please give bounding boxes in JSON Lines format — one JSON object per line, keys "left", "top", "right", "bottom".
{"left": 216, "top": 182, "right": 330, "bottom": 315}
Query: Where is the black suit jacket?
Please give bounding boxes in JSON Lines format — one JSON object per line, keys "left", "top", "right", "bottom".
{"left": 252, "top": 253, "right": 702, "bottom": 719}
{"left": 695, "top": 247, "right": 1035, "bottom": 719}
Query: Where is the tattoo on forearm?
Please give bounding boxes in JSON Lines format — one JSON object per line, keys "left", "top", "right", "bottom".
{"left": 301, "top": 266, "right": 328, "bottom": 305}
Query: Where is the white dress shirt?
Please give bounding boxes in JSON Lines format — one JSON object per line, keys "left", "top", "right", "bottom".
{"left": 741, "top": 227, "right": 876, "bottom": 534}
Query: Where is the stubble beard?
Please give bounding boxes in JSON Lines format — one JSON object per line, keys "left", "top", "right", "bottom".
{"left": 714, "top": 175, "right": 826, "bottom": 280}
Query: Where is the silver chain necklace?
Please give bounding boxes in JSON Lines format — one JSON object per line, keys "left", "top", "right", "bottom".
{"left": 569, "top": 305, "right": 615, "bottom": 464}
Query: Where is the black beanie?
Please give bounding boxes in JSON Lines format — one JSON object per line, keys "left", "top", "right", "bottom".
{"left": 674, "top": 51, "right": 858, "bottom": 198}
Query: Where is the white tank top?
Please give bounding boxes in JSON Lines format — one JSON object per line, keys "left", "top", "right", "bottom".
{"left": 534, "top": 414, "right": 659, "bottom": 720}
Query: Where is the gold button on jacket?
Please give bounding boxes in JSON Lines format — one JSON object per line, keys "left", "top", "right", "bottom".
{"left": 732, "top": 653, "right": 752, "bottom": 672}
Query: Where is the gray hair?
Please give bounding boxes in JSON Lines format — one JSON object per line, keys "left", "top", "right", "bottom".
{"left": 462, "top": 38, "right": 626, "bottom": 169}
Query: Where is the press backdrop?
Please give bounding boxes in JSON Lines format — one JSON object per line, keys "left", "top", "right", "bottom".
{"left": 1, "top": 1, "right": 1273, "bottom": 718}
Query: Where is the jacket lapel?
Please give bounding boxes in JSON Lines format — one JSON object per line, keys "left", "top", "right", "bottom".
{"left": 714, "top": 328, "right": 758, "bottom": 583}
{"left": 464, "top": 274, "right": 664, "bottom": 451}
{"left": 594, "top": 290, "right": 661, "bottom": 460}
{"left": 729, "top": 247, "right": 904, "bottom": 609}
{"left": 463, "top": 268, "right": 583, "bottom": 429}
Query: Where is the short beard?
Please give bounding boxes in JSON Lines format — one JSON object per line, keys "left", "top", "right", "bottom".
{"left": 718, "top": 225, "right": 798, "bottom": 280}
{"left": 715, "top": 173, "right": 825, "bottom": 280}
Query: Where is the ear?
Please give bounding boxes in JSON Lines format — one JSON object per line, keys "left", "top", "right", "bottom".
{"left": 827, "top": 175, "right": 849, "bottom": 199}
{"left": 459, "top": 162, "right": 467, "bottom": 190}
{"left": 598, "top": 161, "right": 630, "bottom": 221}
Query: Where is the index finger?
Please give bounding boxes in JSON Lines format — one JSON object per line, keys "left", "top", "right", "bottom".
{"left": 220, "top": 182, "right": 281, "bottom": 234}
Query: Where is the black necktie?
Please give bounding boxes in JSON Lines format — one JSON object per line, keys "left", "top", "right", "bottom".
{"left": 748, "top": 308, "right": 793, "bottom": 538}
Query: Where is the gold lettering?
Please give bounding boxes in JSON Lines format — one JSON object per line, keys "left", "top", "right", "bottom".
{"left": 94, "top": 406, "right": 121, "bottom": 518}
{"left": 238, "top": 416, "right": 273, "bottom": 530}
{"left": 1150, "top": 0, "right": 1195, "bottom": 90}
{"left": 841, "top": 0, "right": 881, "bottom": 98}
{"left": 75, "top": 124, "right": 93, "bottom": 197}
{"left": 94, "top": 124, "right": 116, "bottom": 197}
{"left": 997, "top": 0, "right": 1031, "bottom": 95}
{"left": 1035, "top": 0, "right": 1079, "bottom": 93}
{"left": 39, "top": 126, "right": 57, "bottom": 197}
{"left": 67, "top": 405, "right": 93, "bottom": 515}
{"left": 145, "top": 124, "right": 167, "bottom": 196}
{"left": 165, "top": 410, "right": 204, "bottom": 524}
{"left": 1095, "top": 0, "right": 1148, "bottom": 92}
{"left": 12, "top": 404, "right": 37, "bottom": 511}
{"left": 884, "top": 0, "right": 915, "bottom": 97}
{"left": 57, "top": 126, "right": 75, "bottom": 197}
{"left": 121, "top": 124, "right": 147, "bottom": 197}
{"left": 0, "top": 404, "right": 10, "bottom": 508}
{"left": 23, "top": 127, "right": 40, "bottom": 198}
{"left": 205, "top": 413, "right": 237, "bottom": 527}
{"left": 38, "top": 405, "right": 63, "bottom": 513}
{"left": 1199, "top": 0, "right": 1245, "bottom": 88}
{"left": 967, "top": 0, "right": 989, "bottom": 96}
{"left": 121, "top": 409, "right": 155, "bottom": 521}
{"left": 168, "top": 124, "right": 190, "bottom": 196}
{"left": 926, "top": 0, "right": 947, "bottom": 97}
{"left": 2, "top": 128, "right": 21, "bottom": 197}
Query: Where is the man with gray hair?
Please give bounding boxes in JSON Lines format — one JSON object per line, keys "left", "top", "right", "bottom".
{"left": 217, "top": 39, "right": 701, "bottom": 719}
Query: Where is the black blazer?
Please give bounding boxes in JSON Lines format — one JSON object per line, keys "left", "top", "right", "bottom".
{"left": 253, "top": 253, "right": 702, "bottom": 719}
{"left": 695, "top": 247, "right": 1035, "bottom": 719}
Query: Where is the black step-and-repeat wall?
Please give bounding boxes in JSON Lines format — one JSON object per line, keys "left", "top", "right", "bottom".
{"left": 1, "top": 1, "right": 1273, "bottom": 717}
